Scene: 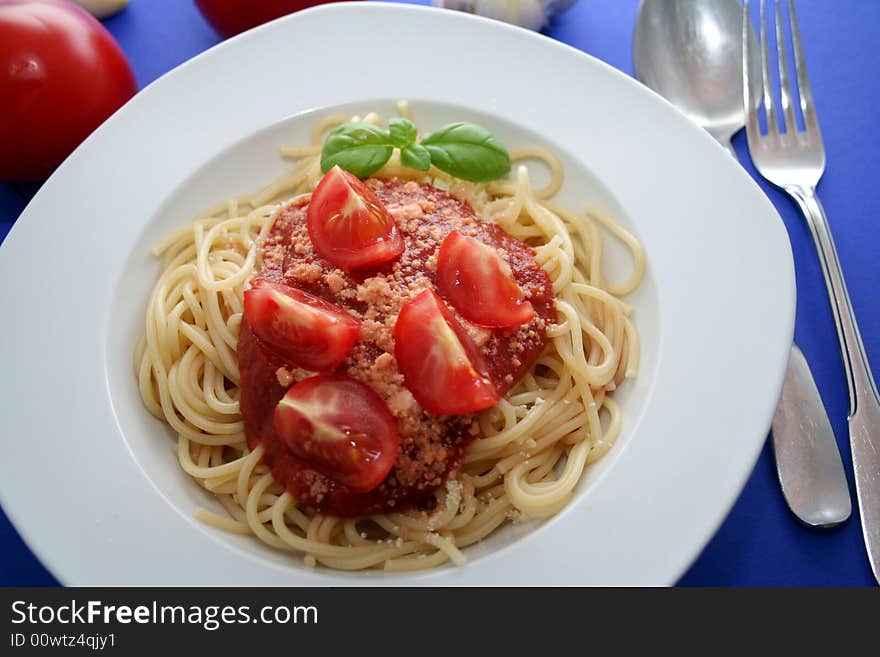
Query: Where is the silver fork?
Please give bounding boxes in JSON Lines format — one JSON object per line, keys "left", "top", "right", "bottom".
{"left": 743, "top": 0, "right": 880, "bottom": 584}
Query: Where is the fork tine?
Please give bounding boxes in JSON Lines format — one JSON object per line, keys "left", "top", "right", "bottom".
{"left": 743, "top": 0, "right": 762, "bottom": 144}
{"left": 759, "top": 0, "right": 778, "bottom": 134}
{"left": 775, "top": 0, "right": 798, "bottom": 134}
{"left": 789, "top": 0, "right": 822, "bottom": 137}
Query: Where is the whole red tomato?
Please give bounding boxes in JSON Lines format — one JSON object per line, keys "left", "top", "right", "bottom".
{"left": 0, "top": 0, "right": 136, "bottom": 181}
{"left": 194, "top": 0, "right": 351, "bottom": 38}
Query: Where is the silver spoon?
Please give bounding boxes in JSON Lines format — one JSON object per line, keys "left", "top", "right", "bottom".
{"left": 633, "top": 0, "right": 851, "bottom": 529}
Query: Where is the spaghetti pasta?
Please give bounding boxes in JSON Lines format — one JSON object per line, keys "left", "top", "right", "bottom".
{"left": 135, "top": 105, "right": 645, "bottom": 571}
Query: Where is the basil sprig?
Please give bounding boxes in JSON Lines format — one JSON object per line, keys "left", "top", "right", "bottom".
{"left": 320, "top": 118, "right": 511, "bottom": 183}
{"left": 319, "top": 122, "right": 394, "bottom": 179}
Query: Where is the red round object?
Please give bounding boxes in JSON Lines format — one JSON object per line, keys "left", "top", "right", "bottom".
{"left": 194, "top": 0, "right": 350, "bottom": 39}
{"left": 0, "top": 0, "right": 137, "bottom": 181}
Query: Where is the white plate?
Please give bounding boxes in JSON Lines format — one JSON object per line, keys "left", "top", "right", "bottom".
{"left": 0, "top": 2, "right": 794, "bottom": 585}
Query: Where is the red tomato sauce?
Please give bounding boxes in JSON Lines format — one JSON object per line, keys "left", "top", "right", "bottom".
{"left": 238, "top": 179, "right": 555, "bottom": 516}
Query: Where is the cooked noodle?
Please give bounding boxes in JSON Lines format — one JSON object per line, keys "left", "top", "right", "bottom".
{"left": 135, "top": 103, "right": 645, "bottom": 571}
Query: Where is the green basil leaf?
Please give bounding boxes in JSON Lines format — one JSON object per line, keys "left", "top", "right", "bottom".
{"left": 400, "top": 144, "right": 431, "bottom": 171}
{"left": 388, "top": 118, "right": 418, "bottom": 148}
{"left": 421, "top": 122, "right": 511, "bottom": 183}
{"left": 320, "top": 122, "right": 394, "bottom": 178}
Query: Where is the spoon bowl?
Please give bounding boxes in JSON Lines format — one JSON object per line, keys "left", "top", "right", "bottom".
{"left": 634, "top": 0, "right": 761, "bottom": 150}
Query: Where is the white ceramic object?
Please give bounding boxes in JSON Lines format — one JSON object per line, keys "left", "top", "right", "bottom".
{"left": 0, "top": 3, "right": 794, "bottom": 585}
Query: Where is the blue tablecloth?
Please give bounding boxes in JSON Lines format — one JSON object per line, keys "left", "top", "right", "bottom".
{"left": 2, "top": 0, "right": 878, "bottom": 586}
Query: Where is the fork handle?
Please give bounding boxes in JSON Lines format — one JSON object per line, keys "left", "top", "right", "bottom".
{"left": 787, "top": 184, "right": 880, "bottom": 582}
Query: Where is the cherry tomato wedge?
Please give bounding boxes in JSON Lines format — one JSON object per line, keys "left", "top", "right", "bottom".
{"left": 243, "top": 279, "right": 360, "bottom": 371}
{"left": 436, "top": 230, "right": 535, "bottom": 328}
{"left": 394, "top": 289, "right": 499, "bottom": 415}
{"left": 273, "top": 375, "right": 399, "bottom": 493}
{"left": 307, "top": 165, "right": 404, "bottom": 270}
